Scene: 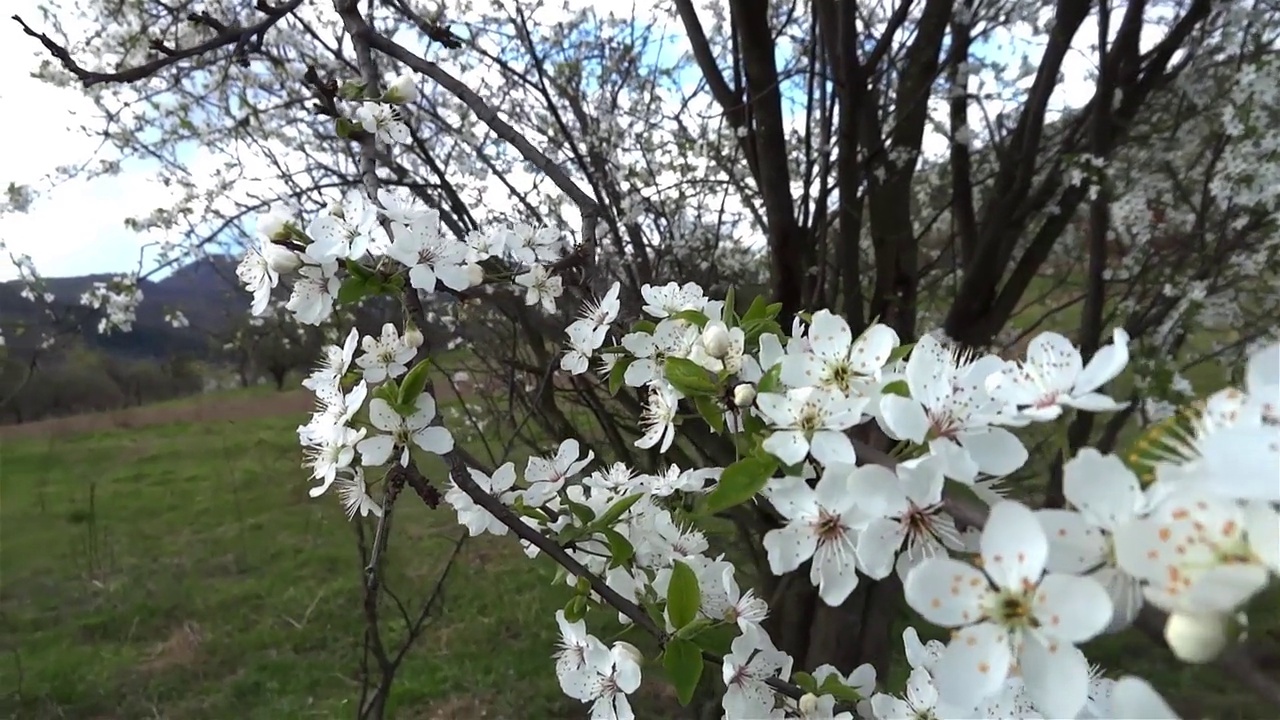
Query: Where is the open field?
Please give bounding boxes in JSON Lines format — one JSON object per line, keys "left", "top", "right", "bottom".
{"left": 0, "top": 389, "right": 681, "bottom": 719}
{"left": 1, "top": 385, "right": 1277, "bottom": 719}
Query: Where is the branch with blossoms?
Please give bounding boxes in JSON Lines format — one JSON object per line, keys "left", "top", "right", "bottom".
{"left": 20, "top": 2, "right": 1280, "bottom": 719}
{"left": 231, "top": 6, "right": 1280, "bottom": 718}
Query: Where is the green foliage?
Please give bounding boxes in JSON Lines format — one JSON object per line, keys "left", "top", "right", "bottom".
{"left": 663, "top": 357, "right": 720, "bottom": 398}
{"left": 398, "top": 358, "right": 432, "bottom": 406}
{"left": 661, "top": 638, "right": 703, "bottom": 705}
{"left": 665, "top": 560, "right": 701, "bottom": 630}
{"left": 702, "top": 455, "right": 778, "bottom": 515}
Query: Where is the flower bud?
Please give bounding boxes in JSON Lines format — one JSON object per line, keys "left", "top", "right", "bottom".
{"left": 256, "top": 207, "right": 294, "bottom": 241}
{"left": 262, "top": 242, "right": 303, "bottom": 274}
{"left": 701, "top": 321, "right": 731, "bottom": 359}
{"left": 611, "top": 640, "right": 643, "bottom": 667}
{"left": 403, "top": 325, "right": 424, "bottom": 349}
{"left": 464, "top": 262, "right": 485, "bottom": 288}
{"left": 798, "top": 693, "right": 821, "bottom": 716}
{"left": 1164, "top": 611, "right": 1230, "bottom": 664}
{"left": 384, "top": 71, "right": 420, "bottom": 104}
{"left": 732, "top": 382, "right": 757, "bottom": 408}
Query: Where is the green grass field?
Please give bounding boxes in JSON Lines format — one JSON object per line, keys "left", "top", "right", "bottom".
{"left": 1, "top": 388, "right": 1276, "bottom": 719}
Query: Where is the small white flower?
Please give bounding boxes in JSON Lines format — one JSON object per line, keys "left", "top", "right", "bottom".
{"left": 635, "top": 383, "right": 679, "bottom": 452}
{"left": 516, "top": 264, "right": 564, "bottom": 313}
{"left": 355, "top": 323, "right": 417, "bottom": 383}
{"left": 781, "top": 311, "right": 899, "bottom": 395}
{"left": 445, "top": 462, "right": 519, "bottom": 537}
{"left": 756, "top": 387, "right": 866, "bottom": 467}
{"left": 904, "top": 501, "right": 1113, "bottom": 718}
{"left": 335, "top": 468, "right": 382, "bottom": 520}
{"left": 879, "top": 334, "right": 1027, "bottom": 483}
{"left": 236, "top": 245, "right": 277, "bottom": 317}
{"left": 560, "top": 635, "right": 643, "bottom": 720}
{"left": 986, "top": 328, "right": 1130, "bottom": 421}
{"left": 761, "top": 464, "right": 882, "bottom": 605}
{"left": 722, "top": 625, "right": 793, "bottom": 719}
{"left": 386, "top": 213, "right": 472, "bottom": 292}
{"left": 286, "top": 261, "right": 341, "bottom": 326}
{"left": 524, "top": 438, "right": 594, "bottom": 506}
{"left": 353, "top": 102, "right": 410, "bottom": 144}
{"left": 356, "top": 395, "right": 455, "bottom": 467}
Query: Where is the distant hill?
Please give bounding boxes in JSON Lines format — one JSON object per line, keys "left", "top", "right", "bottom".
{"left": 0, "top": 255, "right": 247, "bottom": 360}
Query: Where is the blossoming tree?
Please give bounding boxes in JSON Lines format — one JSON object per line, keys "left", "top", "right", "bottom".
{"left": 9, "top": 0, "right": 1280, "bottom": 717}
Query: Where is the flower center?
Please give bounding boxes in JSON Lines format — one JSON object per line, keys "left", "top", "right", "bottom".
{"left": 797, "top": 405, "right": 823, "bottom": 432}
{"left": 984, "top": 586, "right": 1039, "bottom": 630}
{"left": 826, "top": 362, "right": 853, "bottom": 392}
{"left": 814, "top": 509, "right": 846, "bottom": 544}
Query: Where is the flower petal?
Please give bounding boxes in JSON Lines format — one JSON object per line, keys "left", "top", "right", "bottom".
{"left": 981, "top": 501, "right": 1048, "bottom": 589}
{"left": 1019, "top": 631, "right": 1090, "bottom": 720}
{"left": 762, "top": 522, "right": 819, "bottom": 574}
{"left": 1032, "top": 572, "right": 1112, "bottom": 643}
{"left": 958, "top": 427, "right": 1028, "bottom": 477}
{"left": 879, "top": 395, "right": 930, "bottom": 443}
{"left": 932, "top": 622, "right": 1013, "bottom": 711}
{"left": 1063, "top": 449, "right": 1144, "bottom": 530}
{"left": 904, "top": 557, "right": 989, "bottom": 627}
{"left": 1036, "top": 509, "right": 1107, "bottom": 574}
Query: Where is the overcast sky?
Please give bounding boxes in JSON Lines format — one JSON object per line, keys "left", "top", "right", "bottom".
{"left": 0, "top": 0, "right": 1127, "bottom": 283}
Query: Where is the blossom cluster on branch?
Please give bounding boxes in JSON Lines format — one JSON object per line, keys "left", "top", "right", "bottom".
{"left": 223, "top": 73, "right": 1280, "bottom": 720}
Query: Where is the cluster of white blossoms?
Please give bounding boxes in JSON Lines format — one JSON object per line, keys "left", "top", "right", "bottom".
{"left": 224, "top": 74, "right": 1280, "bottom": 720}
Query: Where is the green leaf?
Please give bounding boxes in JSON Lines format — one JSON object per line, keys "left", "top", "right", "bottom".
{"left": 594, "top": 493, "right": 643, "bottom": 529}
{"left": 723, "top": 287, "right": 737, "bottom": 324}
{"left": 338, "top": 80, "right": 368, "bottom": 100}
{"left": 398, "top": 358, "right": 432, "bottom": 406}
{"left": 688, "top": 622, "right": 737, "bottom": 656}
{"left": 632, "top": 319, "right": 657, "bottom": 334}
{"left": 372, "top": 378, "right": 400, "bottom": 406}
{"left": 344, "top": 258, "right": 376, "bottom": 281}
{"left": 608, "top": 357, "right": 634, "bottom": 396}
{"left": 337, "top": 276, "right": 373, "bottom": 305}
{"left": 674, "top": 617, "right": 714, "bottom": 640}
{"left": 703, "top": 456, "right": 777, "bottom": 515}
{"left": 741, "top": 295, "right": 770, "bottom": 323}
{"left": 818, "top": 675, "right": 865, "bottom": 703}
{"left": 881, "top": 379, "right": 910, "bottom": 397}
{"left": 335, "top": 116, "right": 360, "bottom": 139}
{"left": 664, "top": 356, "right": 720, "bottom": 398}
{"left": 666, "top": 559, "right": 701, "bottom": 630}
{"left": 740, "top": 318, "right": 782, "bottom": 344}
{"left": 792, "top": 671, "right": 818, "bottom": 694}
{"left": 602, "top": 528, "right": 634, "bottom": 567}
{"left": 564, "top": 593, "right": 587, "bottom": 623}
{"left": 755, "top": 364, "right": 784, "bottom": 394}
{"left": 662, "top": 638, "right": 704, "bottom": 706}
{"left": 764, "top": 302, "right": 783, "bottom": 319}
{"left": 694, "top": 396, "right": 725, "bottom": 434}
{"left": 563, "top": 497, "right": 596, "bottom": 525}
{"left": 888, "top": 341, "right": 915, "bottom": 363}
{"left": 671, "top": 309, "right": 709, "bottom": 328}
